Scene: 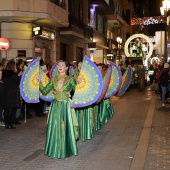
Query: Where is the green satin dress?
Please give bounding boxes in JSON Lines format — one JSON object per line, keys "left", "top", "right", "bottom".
{"left": 107, "top": 98, "right": 115, "bottom": 119}
{"left": 99, "top": 98, "right": 115, "bottom": 125}
{"left": 74, "top": 73, "right": 94, "bottom": 141}
{"left": 40, "top": 76, "right": 78, "bottom": 159}
{"left": 92, "top": 104, "right": 101, "bottom": 131}
{"left": 75, "top": 107, "right": 93, "bottom": 141}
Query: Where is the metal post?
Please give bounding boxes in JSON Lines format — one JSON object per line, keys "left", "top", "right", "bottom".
{"left": 164, "top": 24, "right": 168, "bottom": 62}
{"left": 118, "top": 44, "right": 120, "bottom": 64}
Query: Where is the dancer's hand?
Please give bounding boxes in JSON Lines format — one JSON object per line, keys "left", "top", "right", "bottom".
{"left": 77, "top": 77, "right": 82, "bottom": 84}
{"left": 36, "top": 75, "right": 40, "bottom": 82}
{"left": 18, "top": 71, "right": 23, "bottom": 77}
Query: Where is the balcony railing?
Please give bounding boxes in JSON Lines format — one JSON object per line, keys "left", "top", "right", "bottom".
{"left": 50, "top": 0, "right": 66, "bottom": 9}
{"left": 89, "top": 0, "right": 115, "bottom": 14}
{"left": 68, "top": 15, "right": 93, "bottom": 40}
{"left": 69, "top": 15, "right": 85, "bottom": 30}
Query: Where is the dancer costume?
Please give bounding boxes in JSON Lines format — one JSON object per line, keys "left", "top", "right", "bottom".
{"left": 74, "top": 73, "right": 93, "bottom": 141}
{"left": 91, "top": 103, "right": 101, "bottom": 131}
{"left": 40, "top": 75, "right": 78, "bottom": 159}
{"left": 99, "top": 98, "right": 115, "bottom": 125}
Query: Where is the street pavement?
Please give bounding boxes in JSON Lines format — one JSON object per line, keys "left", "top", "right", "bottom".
{"left": 0, "top": 86, "right": 170, "bottom": 170}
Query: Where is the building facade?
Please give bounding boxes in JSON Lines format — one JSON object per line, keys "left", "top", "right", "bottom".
{"left": 0, "top": 0, "right": 68, "bottom": 62}
{"left": 0, "top": 0, "right": 135, "bottom": 64}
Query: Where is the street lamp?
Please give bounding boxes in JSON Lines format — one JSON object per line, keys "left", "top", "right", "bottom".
{"left": 116, "top": 37, "right": 122, "bottom": 65}
{"left": 160, "top": 0, "right": 170, "bottom": 62}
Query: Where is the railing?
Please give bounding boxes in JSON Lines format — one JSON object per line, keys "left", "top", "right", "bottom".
{"left": 50, "top": 0, "right": 66, "bottom": 9}
{"left": 69, "top": 15, "right": 85, "bottom": 30}
{"left": 122, "top": 11, "right": 130, "bottom": 25}
{"left": 69, "top": 15, "right": 93, "bottom": 40}
{"left": 109, "top": 0, "right": 114, "bottom": 11}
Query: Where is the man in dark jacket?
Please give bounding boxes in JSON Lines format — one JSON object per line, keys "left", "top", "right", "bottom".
{"left": 160, "top": 63, "right": 170, "bottom": 107}
{"left": 2, "top": 60, "right": 21, "bottom": 129}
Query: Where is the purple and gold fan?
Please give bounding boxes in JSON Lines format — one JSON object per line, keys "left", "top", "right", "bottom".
{"left": 20, "top": 58, "right": 40, "bottom": 103}
{"left": 50, "top": 61, "right": 59, "bottom": 79}
{"left": 96, "top": 64, "right": 112, "bottom": 103}
{"left": 104, "top": 62, "right": 122, "bottom": 99}
{"left": 71, "top": 56, "right": 103, "bottom": 108}
{"left": 39, "top": 69, "right": 54, "bottom": 102}
{"left": 117, "top": 66, "right": 132, "bottom": 97}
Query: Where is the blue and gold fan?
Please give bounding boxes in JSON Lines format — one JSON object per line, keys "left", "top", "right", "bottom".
{"left": 39, "top": 69, "right": 54, "bottom": 102}
{"left": 117, "top": 66, "right": 132, "bottom": 97}
{"left": 20, "top": 58, "right": 40, "bottom": 103}
{"left": 72, "top": 56, "right": 103, "bottom": 108}
{"left": 50, "top": 61, "right": 59, "bottom": 79}
{"left": 104, "top": 62, "right": 122, "bottom": 99}
{"left": 96, "top": 64, "right": 112, "bottom": 103}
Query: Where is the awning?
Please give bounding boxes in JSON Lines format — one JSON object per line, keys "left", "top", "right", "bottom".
{"left": 96, "top": 43, "right": 109, "bottom": 50}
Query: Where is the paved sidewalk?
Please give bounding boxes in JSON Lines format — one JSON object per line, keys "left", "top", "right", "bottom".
{"left": 0, "top": 87, "right": 169, "bottom": 170}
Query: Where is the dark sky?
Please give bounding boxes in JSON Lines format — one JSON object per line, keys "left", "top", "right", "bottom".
{"left": 133, "top": 0, "right": 165, "bottom": 36}
{"left": 149, "top": 0, "right": 162, "bottom": 16}
{"left": 133, "top": 0, "right": 162, "bottom": 17}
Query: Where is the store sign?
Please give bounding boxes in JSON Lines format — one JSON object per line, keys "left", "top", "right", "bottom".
{"left": 88, "top": 43, "right": 96, "bottom": 50}
{"left": 0, "top": 37, "right": 10, "bottom": 51}
{"left": 33, "top": 26, "right": 42, "bottom": 36}
{"left": 35, "top": 48, "right": 44, "bottom": 53}
{"left": 40, "top": 30, "right": 55, "bottom": 40}
{"left": 33, "top": 26, "right": 55, "bottom": 40}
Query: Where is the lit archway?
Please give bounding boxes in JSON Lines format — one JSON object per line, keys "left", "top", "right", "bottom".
{"left": 124, "top": 34, "right": 154, "bottom": 59}
{"left": 150, "top": 57, "right": 161, "bottom": 64}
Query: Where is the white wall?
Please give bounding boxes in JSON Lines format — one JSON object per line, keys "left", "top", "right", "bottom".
{"left": 1, "top": 22, "right": 33, "bottom": 59}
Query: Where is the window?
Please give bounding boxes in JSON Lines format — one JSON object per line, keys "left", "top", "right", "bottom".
{"left": 97, "top": 14, "right": 104, "bottom": 33}
{"left": 50, "top": 0, "right": 66, "bottom": 9}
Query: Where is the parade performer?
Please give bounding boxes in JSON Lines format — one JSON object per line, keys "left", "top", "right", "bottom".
{"left": 39, "top": 60, "right": 79, "bottom": 159}
{"left": 100, "top": 62, "right": 122, "bottom": 125}
{"left": 92, "top": 64, "right": 105, "bottom": 131}
{"left": 98, "top": 64, "right": 114, "bottom": 125}
{"left": 74, "top": 62, "right": 94, "bottom": 141}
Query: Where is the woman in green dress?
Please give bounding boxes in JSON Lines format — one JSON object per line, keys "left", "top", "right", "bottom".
{"left": 98, "top": 64, "right": 115, "bottom": 126}
{"left": 39, "top": 61, "right": 79, "bottom": 159}
{"left": 74, "top": 62, "right": 94, "bottom": 141}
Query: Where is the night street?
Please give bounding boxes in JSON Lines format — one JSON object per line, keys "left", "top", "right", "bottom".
{"left": 0, "top": 86, "right": 170, "bottom": 170}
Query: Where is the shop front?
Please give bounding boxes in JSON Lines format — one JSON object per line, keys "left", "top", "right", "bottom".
{"left": 33, "top": 26, "right": 56, "bottom": 64}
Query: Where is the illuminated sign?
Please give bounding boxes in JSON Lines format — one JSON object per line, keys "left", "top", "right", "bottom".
{"left": 88, "top": 43, "right": 96, "bottom": 50}
{"left": 131, "top": 16, "right": 165, "bottom": 25}
{"left": 33, "top": 26, "right": 55, "bottom": 40}
{"left": 33, "top": 26, "right": 42, "bottom": 36}
{"left": 151, "top": 57, "right": 160, "bottom": 64}
{"left": 0, "top": 37, "right": 10, "bottom": 51}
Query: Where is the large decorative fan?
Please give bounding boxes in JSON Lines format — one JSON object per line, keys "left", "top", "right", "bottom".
{"left": 20, "top": 58, "right": 40, "bottom": 103}
{"left": 72, "top": 56, "right": 103, "bottom": 108}
{"left": 39, "top": 69, "right": 54, "bottom": 102}
{"left": 69, "top": 66, "right": 78, "bottom": 76}
{"left": 117, "top": 66, "right": 132, "bottom": 97}
{"left": 50, "top": 61, "right": 59, "bottom": 78}
{"left": 96, "top": 64, "right": 112, "bottom": 103}
{"left": 104, "top": 62, "right": 122, "bottom": 99}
